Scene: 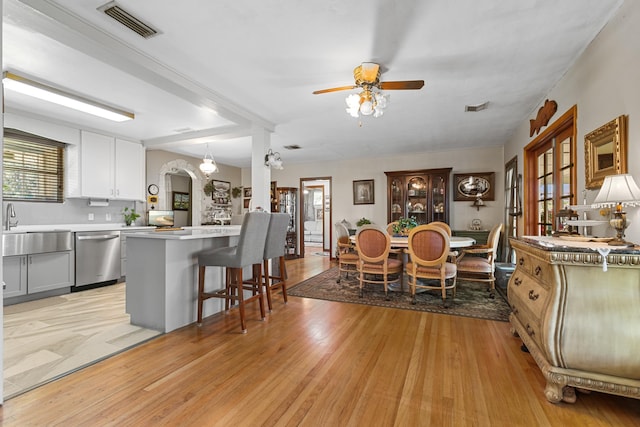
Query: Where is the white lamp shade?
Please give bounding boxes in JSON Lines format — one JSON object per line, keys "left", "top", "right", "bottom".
{"left": 594, "top": 174, "right": 640, "bottom": 207}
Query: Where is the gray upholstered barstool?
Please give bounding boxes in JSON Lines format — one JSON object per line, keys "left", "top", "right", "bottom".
{"left": 196, "top": 211, "right": 270, "bottom": 333}
{"left": 261, "top": 213, "right": 291, "bottom": 311}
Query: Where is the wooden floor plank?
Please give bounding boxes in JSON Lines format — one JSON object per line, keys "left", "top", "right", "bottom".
{"left": 1, "top": 255, "right": 639, "bottom": 426}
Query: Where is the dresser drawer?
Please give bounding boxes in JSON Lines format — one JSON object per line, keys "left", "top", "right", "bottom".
{"left": 510, "top": 298, "right": 544, "bottom": 350}
{"left": 509, "top": 272, "right": 549, "bottom": 320}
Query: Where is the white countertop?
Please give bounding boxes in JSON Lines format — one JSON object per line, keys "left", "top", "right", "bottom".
{"left": 4, "top": 224, "right": 156, "bottom": 233}
{"left": 125, "top": 225, "right": 242, "bottom": 240}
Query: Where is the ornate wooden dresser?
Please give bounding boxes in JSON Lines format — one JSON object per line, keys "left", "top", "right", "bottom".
{"left": 508, "top": 236, "right": 640, "bottom": 403}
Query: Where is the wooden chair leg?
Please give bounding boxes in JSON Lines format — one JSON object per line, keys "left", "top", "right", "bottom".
{"left": 279, "top": 256, "right": 288, "bottom": 304}
{"left": 263, "top": 259, "right": 273, "bottom": 311}
{"left": 197, "top": 265, "right": 205, "bottom": 325}
{"left": 225, "top": 268, "right": 233, "bottom": 311}
{"left": 256, "top": 266, "right": 266, "bottom": 321}
{"left": 233, "top": 267, "right": 247, "bottom": 333}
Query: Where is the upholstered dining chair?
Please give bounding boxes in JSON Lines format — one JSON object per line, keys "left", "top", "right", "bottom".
{"left": 429, "top": 221, "right": 458, "bottom": 262}
{"left": 335, "top": 222, "right": 358, "bottom": 283}
{"left": 262, "top": 213, "right": 291, "bottom": 311}
{"left": 355, "top": 225, "right": 403, "bottom": 299}
{"left": 406, "top": 224, "right": 457, "bottom": 307}
{"left": 456, "top": 223, "right": 503, "bottom": 298}
{"left": 196, "top": 211, "right": 271, "bottom": 333}
{"left": 385, "top": 221, "right": 404, "bottom": 259}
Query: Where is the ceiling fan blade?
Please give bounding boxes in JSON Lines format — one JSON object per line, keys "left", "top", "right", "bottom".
{"left": 312, "top": 85, "right": 357, "bottom": 95}
{"left": 379, "top": 80, "right": 425, "bottom": 90}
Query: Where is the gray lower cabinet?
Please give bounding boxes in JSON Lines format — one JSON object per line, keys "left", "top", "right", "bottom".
{"left": 3, "top": 251, "right": 74, "bottom": 298}
{"left": 3, "top": 255, "right": 27, "bottom": 298}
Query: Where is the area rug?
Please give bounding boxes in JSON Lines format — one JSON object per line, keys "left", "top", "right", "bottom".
{"left": 288, "top": 267, "right": 511, "bottom": 322}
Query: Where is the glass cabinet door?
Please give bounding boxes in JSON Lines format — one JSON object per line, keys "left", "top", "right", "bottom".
{"left": 390, "top": 178, "right": 404, "bottom": 222}
{"left": 407, "top": 176, "right": 428, "bottom": 225}
{"left": 431, "top": 174, "right": 447, "bottom": 222}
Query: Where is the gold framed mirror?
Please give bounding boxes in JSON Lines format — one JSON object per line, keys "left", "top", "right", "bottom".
{"left": 584, "top": 115, "right": 627, "bottom": 189}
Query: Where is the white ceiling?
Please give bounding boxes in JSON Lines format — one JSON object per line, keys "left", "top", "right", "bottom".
{"left": 3, "top": 0, "right": 623, "bottom": 168}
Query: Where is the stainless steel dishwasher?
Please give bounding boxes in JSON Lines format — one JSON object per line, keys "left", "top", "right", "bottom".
{"left": 74, "top": 230, "right": 121, "bottom": 287}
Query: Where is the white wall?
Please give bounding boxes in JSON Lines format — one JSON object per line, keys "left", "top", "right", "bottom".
{"left": 505, "top": 0, "right": 640, "bottom": 244}
{"left": 267, "top": 145, "right": 505, "bottom": 232}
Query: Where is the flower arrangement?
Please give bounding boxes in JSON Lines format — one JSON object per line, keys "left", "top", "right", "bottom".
{"left": 123, "top": 207, "right": 141, "bottom": 226}
{"left": 392, "top": 217, "right": 418, "bottom": 235}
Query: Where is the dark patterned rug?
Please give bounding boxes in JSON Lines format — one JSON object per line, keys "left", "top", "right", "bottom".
{"left": 288, "top": 267, "right": 511, "bottom": 322}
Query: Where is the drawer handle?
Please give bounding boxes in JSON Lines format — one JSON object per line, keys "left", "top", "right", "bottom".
{"left": 519, "top": 257, "right": 525, "bottom": 266}
{"left": 511, "top": 306, "right": 519, "bottom": 315}
{"left": 514, "top": 277, "right": 522, "bottom": 286}
{"left": 526, "top": 323, "right": 535, "bottom": 337}
{"left": 534, "top": 266, "right": 541, "bottom": 276}
{"left": 528, "top": 290, "right": 539, "bottom": 301}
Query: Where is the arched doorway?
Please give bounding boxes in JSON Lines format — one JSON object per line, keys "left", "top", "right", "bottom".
{"left": 157, "top": 159, "right": 203, "bottom": 226}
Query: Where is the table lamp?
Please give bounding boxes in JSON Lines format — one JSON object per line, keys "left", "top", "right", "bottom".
{"left": 593, "top": 174, "right": 640, "bottom": 247}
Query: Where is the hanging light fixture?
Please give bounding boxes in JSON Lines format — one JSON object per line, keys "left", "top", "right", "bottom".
{"left": 345, "top": 87, "right": 389, "bottom": 119}
{"left": 199, "top": 143, "right": 219, "bottom": 178}
{"left": 264, "top": 149, "right": 284, "bottom": 170}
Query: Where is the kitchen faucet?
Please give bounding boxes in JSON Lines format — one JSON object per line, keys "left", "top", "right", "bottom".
{"left": 5, "top": 203, "right": 18, "bottom": 230}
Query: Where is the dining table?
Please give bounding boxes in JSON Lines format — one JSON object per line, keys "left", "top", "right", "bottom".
{"left": 349, "top": 235, "right": 476, "bottom": 249}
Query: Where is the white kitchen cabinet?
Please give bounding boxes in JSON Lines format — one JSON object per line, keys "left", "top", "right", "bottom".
{"left": 81, "top": 131, "right": 114, "bottom": 198}
{"left": 3, "top": 255, "right": 27, "bottom": 298}
{"left": 3, "top": 251, "right": 74, "bottom": 297}
{"left": 66, "top": 131, "right": 145, "bottom": 201}
{"left": 114, "top": 138, "right": 145, "bottom": 200}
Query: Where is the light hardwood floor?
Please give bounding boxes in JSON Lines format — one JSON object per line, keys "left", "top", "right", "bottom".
{"left": 3, "top": 283, "right": 161, "bottom": 399}
{"left": 1, "top": 255, "right": 639, "bottom": 426}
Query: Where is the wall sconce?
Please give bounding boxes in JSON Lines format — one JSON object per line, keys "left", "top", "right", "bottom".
{"left": 3, "top": 72, "right": 134, "bottom": 122}
{"left": 472, "top": 195, "right": 485, "bottom": 211}
{"left": 264, "top": 149, "right": 283, "bottom": 170}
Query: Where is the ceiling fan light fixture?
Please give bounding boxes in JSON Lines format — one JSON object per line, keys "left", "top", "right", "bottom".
{"left": 345, "top": 88, "right": 389, "bottom": 119}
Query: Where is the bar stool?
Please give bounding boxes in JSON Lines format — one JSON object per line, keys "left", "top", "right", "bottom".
{"left": 259, "top": 213, "right": 291, "bottom": 311}
{"left": 196, "top": 211, "right": 271, "bottom": 333}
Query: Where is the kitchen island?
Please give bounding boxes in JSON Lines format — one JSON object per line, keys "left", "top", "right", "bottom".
{"left": 508, "top": 236, "right": 640, "bottom": 403}
{"left": 125, "top": 226, "right": 242, "bottom": 332}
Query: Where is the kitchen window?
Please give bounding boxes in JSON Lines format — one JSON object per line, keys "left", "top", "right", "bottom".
{"left": 3, "top": 128, "right": 65, "bottom": 202}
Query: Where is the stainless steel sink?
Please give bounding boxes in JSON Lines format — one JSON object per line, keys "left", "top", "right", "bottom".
{"left": 2, "top": 231, "right": 73, "bottom": 256}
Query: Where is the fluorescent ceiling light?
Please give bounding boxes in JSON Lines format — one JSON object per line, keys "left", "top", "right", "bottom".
{"left": 2, "top": 72, "right": 134, "bottom": 122}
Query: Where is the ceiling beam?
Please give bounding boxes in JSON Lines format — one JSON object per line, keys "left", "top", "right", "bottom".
{"left": 10, "top": 0, "right": 275, "bottom": 133}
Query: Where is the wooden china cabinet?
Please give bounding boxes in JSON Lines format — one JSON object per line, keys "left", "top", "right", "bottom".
{"left": 385, "top": 168, "right": 452, "bottom": 225}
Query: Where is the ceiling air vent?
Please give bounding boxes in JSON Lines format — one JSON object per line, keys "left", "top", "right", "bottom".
{"left": 465, "top": 102, "right": 489, "bottom": 112}
{"left": 284, "top": 144, "right": 301, "bottom": 150}
{"left": 98, "top": 2, "right": 159, "bottom": 39}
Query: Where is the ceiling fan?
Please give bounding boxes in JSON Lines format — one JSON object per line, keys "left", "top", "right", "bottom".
{"left": 313, "top": 62, "right": 424, "bottom": 118}
{"left": 312, "top": 62, "right": 424, "bottom": 94}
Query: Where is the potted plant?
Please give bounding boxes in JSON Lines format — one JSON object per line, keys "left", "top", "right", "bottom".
{"left": 203, "top": 181, "right": 214, "bottom": 197}
{"left": 123, "top": 207, "right": 141, "bottom": 226}
{"left": 392, "top": 217, "right": 418, "bottom": 235}
{"left": 356, "top": 217, "right": 371, "bottom": 227}
{"left": 231, "top": 186, "right": 242, "bottom": 198}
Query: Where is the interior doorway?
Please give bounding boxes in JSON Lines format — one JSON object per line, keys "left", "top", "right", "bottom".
{"left": 300, "top": 177, "right": 332, "bottom": 258}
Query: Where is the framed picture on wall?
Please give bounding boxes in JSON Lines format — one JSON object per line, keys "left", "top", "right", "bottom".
{"left": 453, "top": 172, "right": 495, "bottom": 201}
{"left": 353, "top": 179, "right": 374, "bottom": 205}
{"left": 172, "top": 191, "right": 190, "bottom": 211}
{"left": 212, "top": 180, "right": 231, "bottom": 204}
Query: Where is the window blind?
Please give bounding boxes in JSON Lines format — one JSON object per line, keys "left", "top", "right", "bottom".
{"left": 3, "top": 128, "right": 65, "bottom": 202}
